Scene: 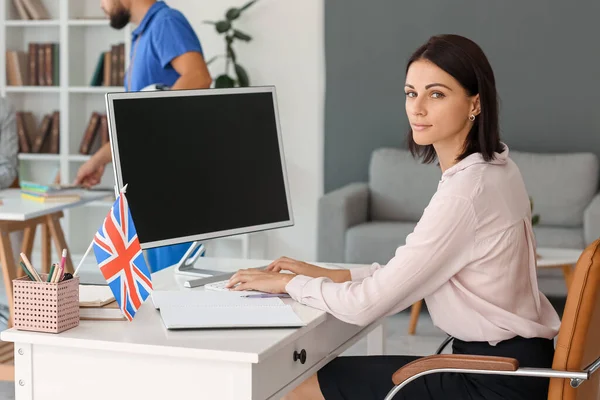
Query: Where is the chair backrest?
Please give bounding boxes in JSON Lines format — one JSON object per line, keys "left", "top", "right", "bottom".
{"left": 510, "top": 151, "right": 598, "bottom": 228}
{"left": 367, "top": 148, "right": 599, "bottom": 225}
{"left": 368, "top": 148, "right": 439, "bottom": 222}
{"left": 549, "top": 238, "right": 600, "bottom": 400}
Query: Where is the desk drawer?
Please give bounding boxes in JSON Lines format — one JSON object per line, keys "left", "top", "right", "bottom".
{"left": 253, "top": 315, "right": 362, "bottom": 399}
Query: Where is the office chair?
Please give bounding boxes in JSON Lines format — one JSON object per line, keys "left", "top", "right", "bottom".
{"left": 384, "top": 238, "right": 600, "bottom": 400}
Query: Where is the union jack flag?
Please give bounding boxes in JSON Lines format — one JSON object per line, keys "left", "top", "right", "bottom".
{"left": 92, "top": 190, "right": 153, "bottom": 321}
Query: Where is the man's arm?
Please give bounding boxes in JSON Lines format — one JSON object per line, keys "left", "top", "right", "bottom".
{"left": 153, "top": 15, "right": 212, "bottom": 90}
{"left": 90, "top": 142, "right": 112, "bottom": 165}
{"left": 73, "top": 142, "right": 111, "bottom": 186}
{"left": 170, "top": 51, "right": 212, "bottom": 90}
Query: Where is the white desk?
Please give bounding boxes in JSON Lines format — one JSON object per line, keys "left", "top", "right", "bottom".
{"left": 0, "top": 188, "right": 113, "bottom": 380}
{"left": 0, "top": 189, "right": 112, "bottom": 221}
{"left": 1, "top": 257, "right": 386, "bottom": 400}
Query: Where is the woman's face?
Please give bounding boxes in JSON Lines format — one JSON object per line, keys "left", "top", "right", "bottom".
{"left": 405, "top": 59, "right": 480, "bottom": 147}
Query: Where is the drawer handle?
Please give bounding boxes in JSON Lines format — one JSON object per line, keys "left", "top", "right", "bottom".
{"left": 293, "top": 349, "right": 307, "bottom": 364}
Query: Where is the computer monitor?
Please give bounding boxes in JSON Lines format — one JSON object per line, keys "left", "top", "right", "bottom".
{"left": 104, "top": 86, "right": 294, "bottom": 275}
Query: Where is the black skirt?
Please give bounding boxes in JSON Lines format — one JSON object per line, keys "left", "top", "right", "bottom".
{"left": 317, "top": 335, "right": 555, "bottom": 400}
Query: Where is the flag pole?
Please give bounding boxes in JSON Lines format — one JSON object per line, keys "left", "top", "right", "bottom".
{"left": 74, "top": 240, "right": 94, "bottom": 276}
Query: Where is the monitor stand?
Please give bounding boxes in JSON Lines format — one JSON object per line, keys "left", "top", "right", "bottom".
{"left": 173, "top": 241, "right": 228, "bottom": 278}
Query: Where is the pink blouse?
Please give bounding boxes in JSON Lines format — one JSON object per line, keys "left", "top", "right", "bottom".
{"left": 286, "top": 145, "right": 561, "bottom": 344}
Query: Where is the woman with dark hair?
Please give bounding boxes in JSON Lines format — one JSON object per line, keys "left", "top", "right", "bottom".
{"left": 228, "top": 34, "right": 561, "bottom": 400}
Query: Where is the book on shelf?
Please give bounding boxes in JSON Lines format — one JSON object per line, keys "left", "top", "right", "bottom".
{"left": 29, "top": 42, "right": 59, "bottom": 86}
{"left": 48, "top": 111, "right": 60, "bottom": 153}
{"left": 90, "top": 43, "right": 125, "bottom": 87}
{"left": 15, "top": 112, "right": 33, "bottom": 152}
{"left": 6, "top": 43, "right": 59, "bottom": 86}
{"left": 12, "top": 0, "right": 50, "bottom": 20}
{"left": 6, "top": 51, "right": 28, "bottom": 86}
{"left": 79, "top": 112, "right": 108, "bottom": 155}
{"left": 17, "top": 110, "right": 59, "bottom": 154}
{"left": 90, "top": 53, "right": 105, "bottom": 87}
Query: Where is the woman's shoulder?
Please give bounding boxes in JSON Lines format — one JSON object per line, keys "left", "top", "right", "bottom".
{"left": 440, "top": 154, "right": 525, "bottom": 205}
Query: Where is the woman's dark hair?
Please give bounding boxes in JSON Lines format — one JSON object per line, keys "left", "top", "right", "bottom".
{"left": 406, "top": 34, "right": 504, "bottom": 164}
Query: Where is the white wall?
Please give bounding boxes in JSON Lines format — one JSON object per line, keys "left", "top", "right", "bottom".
{"left": 167, "top": 0, "right": 325, "bottom": 262}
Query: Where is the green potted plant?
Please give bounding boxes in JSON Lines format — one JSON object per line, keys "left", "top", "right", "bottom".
{"left": 204, "top": 0, "right": 259, "bottom": 88}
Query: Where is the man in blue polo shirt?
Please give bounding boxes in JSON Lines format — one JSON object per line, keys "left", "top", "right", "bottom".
{"left": 75, "top": 0, "right": 212, "bottom": 272}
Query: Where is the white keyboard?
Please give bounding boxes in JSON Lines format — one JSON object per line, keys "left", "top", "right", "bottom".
{"left": 204, "top": 280, "right": 234, "bottom": 291}
{"left": 203, "top": 280, "right": 258, "bottom": 295}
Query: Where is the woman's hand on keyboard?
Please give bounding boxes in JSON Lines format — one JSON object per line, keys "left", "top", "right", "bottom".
{"left": 226, "top": 270, "right": 295, "bottom": 294}
{"left": 266, "top": 257, "right": 351, "bottom": 283}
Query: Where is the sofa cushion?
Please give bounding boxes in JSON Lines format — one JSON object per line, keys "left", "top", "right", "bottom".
{"left": 510, "top": 151, "right": 599, "bottom": 227}
{"left": 345, "top": 221, "right": 416, "bottom": 265}
{"left": 533, "top": 226, "right": 584, "bottom": 249}
{"left": 369, "top": 148, "right": 440, "bottom": 222}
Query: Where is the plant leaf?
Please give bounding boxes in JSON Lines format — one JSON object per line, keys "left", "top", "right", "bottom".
{"left": 215, "top": 74, "right": 236, "bottom": 88}
{"left": 233, "top": 29, "right": 252, "bottom": 41}
{"left": 532, "top": 214, "right": 540, "bottom": 226}
{"left": 240, "top": 0, "right": 259, "bottom": 12}
{"left": 234, "top": 64, "right": 250, "bottom": 87}
{"left": 225, "top": 8, "right": 241, "bottom": 21}
{"left": 215, "top": 20, "right": 231, "bottom": 33}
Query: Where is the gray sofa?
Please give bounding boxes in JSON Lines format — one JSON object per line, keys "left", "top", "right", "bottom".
{"left": 318, "top": 148, "right": 600, "bottom": 265}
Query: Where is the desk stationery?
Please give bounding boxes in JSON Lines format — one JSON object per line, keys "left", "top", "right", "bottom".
{"left": 1, "top": 257, "right": 386, "bottom": 400}
{"left": 0, "top": 188, "right": 112, "bottom": 381}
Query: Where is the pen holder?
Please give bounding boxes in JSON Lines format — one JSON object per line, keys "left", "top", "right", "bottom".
{"left": 12, "top": 275, "right": 80, "bottom": 333}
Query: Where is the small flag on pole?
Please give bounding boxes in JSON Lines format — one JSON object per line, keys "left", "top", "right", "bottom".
{"left": 92, "top": 186, "right": 152, "bottom": 321}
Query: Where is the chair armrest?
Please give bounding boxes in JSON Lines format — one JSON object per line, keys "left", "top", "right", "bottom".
{"left": 385, "top": 355, "right": 597, "bottom": 400}
{"left": 584, "top": 193, "right": 600, "bottom": 245}
{"left": 392, "top": 354, "right": 518, "bottom": 385}
{"left": 317, "top": 183, "right": 369, "bottom": 262}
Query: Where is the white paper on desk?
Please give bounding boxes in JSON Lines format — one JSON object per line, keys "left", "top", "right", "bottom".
{"left": 151, "top": 290, "right": 284, "bottom": 309}
{"left": 151, "top": 290, "right": 305, "bottom": 329}
{"left": 158, "top": 304, "right": 305, "bottom": 329}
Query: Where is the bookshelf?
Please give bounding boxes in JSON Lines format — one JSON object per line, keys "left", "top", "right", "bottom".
{"left": 0, "top": 0, "right": 130, "bottom": 260}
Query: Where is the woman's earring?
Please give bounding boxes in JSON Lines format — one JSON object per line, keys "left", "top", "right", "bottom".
{"left": 469, "top": 114, "right": 476, "bottom": 121}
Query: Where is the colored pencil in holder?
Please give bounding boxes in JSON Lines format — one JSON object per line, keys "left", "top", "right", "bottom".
{"left": 51, "top": 263, "right": 60, "bottom": 283}
{"left": 19, "top": 262, "right": 35, "bottom": 281}
{"left": 19, "top": 253, "right": 41, "bottom": 282}
{"left": 47, "top": 265, "right": 56, "bottom": 282}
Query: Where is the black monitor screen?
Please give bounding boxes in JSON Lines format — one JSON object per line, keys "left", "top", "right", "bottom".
{"left": 108, "top": 88, "right": 292, "bottom": 248}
